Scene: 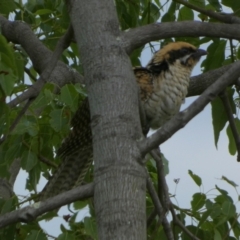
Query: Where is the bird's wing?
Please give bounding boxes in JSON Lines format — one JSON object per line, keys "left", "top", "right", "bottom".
{"left": 133, "top": 67, "right": 153, "bottom": 102}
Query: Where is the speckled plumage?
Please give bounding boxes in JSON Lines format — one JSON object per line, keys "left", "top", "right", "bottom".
{"left": 40, "top": 42, "right": 206, "bottom": 200}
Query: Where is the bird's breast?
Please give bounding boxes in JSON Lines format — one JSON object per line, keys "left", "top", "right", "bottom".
{"left": 144, "top": 66, "right": 191, "bottom": 129}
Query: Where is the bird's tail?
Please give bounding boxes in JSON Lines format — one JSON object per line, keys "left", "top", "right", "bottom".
{"left": 40, "top": 98, "right": 92, "bottom": 200}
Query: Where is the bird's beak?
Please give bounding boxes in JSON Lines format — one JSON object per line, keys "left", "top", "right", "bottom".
{"left": 192, "top": 49, "right": 208, "bottom": 59}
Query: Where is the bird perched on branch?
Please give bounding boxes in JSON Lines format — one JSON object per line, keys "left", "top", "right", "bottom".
{"left": 40, "top": 41, "right": 207, "bottom": 200}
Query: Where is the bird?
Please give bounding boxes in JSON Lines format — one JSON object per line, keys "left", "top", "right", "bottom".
{"left": 40, "top": 41, "right": 207, "bottom": 200}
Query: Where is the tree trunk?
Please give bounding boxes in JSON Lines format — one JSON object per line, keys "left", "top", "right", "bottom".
{"left": 69, "top": 0, "right": 146, "bottom": 239}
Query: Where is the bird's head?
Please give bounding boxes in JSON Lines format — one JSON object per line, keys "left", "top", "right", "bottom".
{"left": 146, "top": 42, "right": 207, "bottom": 74}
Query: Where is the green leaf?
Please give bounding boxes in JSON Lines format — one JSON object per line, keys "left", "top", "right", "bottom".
{"left": 60, "top": 84, "right": 79, "bottom": 111}
{"left": 0, "top": 0, "right": 16, "bottom": 15}
{"left": 0, "top": 72, "right": 16, "bottom": 96}
{"left": 25, "top": 230, "right": 47, "bottom": 240}
{"left": 0, "top": 197, "right": 17, "bottom": 214}
{"left": 84, "top": 217, "right": 97, "bottom": 239}
{"left": 178, "top": 6, "right": 194, "bottom": 21}
{"left": 74, "top": 83, "right": 87, "bottom": 97}
{"left": 222, "top": 201, "right": 236, "bottom": 218}
{"left": 141, "top": 2, "right": 160, "bottom": 24}
{"left": 73, "top": 200, "right": 88, "bottom": 210}
{"left": 49, "top": 109, "right": 65, "bottom": 132}
{"left": 181, "top": 225, "right": 205, "bottom": 239}
{"left": 198, "top": 209, "right": 212, "bottom": 227}
{"left": 205, "top": 199, "right": 213, "bottom": 210}
{"left": 26, "top": 162, "right": 41, "bottom": 191}
{"left": 210, "top": 204, "right": 221, "bottom": 219}
{"left": 204, "top": 40, "right": 227, "bottom": 71}
{"left": 191, "top": 193, "right": 206, "bottom": 211}
{"left": 161, "top": 153, "right": 169, "bottom": 176}
{"left": 116, "top": 1, "right": 137, "bottom": 29}
{"left": 229, "top": 217, "right": 240, "bottom": 237}
{"left": 0, "top": 36, "right": 16, "bottom": 70}
{"left": 214, "top": 229, "right": 222, "bottom": 240}
{"left": 38, "top": 211, "right": 58, "bottom": 221}
{"left": 208, "top": 0, "right": 222, "bottom": 11}
{"left": 21, "top": 151, "right": 38, "bottom": 171}
{"left": 215, "top": 185, "right": 229, "bottom": 196}
{"left": 211, "top": 97, "right": 228, "bottom": 147}
{"left": 221, "top": 0, "right": 234, "bottom": 8}
{"left": 4, "top": 141, "right": 22, "bottom": 164}
{"left": 161, "top": 12, "right": 175, "bottom": 22}
{"left": 221, "top": 176, "right": 238, "bottom": 187}
{"left": 226, "top": 118, "right": 240, "bottom": 155}
{"left": 232, "top": 2, "right": 240, "bottom": 14}
{"left": 188, "top": 170, "right": 202, "bottom": 186}
{"left": 130, "top": 47, "right": 143, "bottom": 66}
{"left": 237, "top": 47, "right": 240, "bottom": 60}
{"left": 14, "top": 52, "right": 24, "bottom": 80}
{"left": 57, "top": 232, "right": 75, "bottom": 240}
{"left": 12, "top": 116, "right": 38, "bottom": 136}
{"left": 34, "top": 9, "right": 52, "bottom": 15}
{"left": 32, "top": 92, "right": 49, "bottom": 109}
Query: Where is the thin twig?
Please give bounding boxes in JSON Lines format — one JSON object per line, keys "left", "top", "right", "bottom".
{"left": 170, "top": 205, "right": 200, "bottom": 240}
{"left": 21, "top": 140, "right": 58, "bottom": 168}
{"left": 147, "top": 209, "right": 157, "bottom": 227}
{"left": 24, "top": 67, "right": 37, "bottom": 82}
{"left": 0, "top": 183, "right": 93, "bottom": 228}
{"left": 162, "top": 217, "right": 174, "bottom": 240}
{"left": 151, "top": 149, "right": 170, "bottom": 211}
{"left": 229, "top": 39, "right": 235, "bottom": 63}
{"left": 219, "top": 90, "right": 240, "bottom": 161}
{"left": 146, "top": 170, "right": 174, "bottom": 239}
{"left": 38, "top": 155, "right": 58, "bottom": 168}
{"left": 146, "top": 171, "right": 164, "bottom": 222}
{"left": 8, "top": 24, "right": 74, "bottom": 108}
{"left": 173, "top": 0, "right": 240, "bottom": 24}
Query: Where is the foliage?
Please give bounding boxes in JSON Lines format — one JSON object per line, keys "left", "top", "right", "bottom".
{"left": 0, "top": 0, "right": 240, "bottom": 239}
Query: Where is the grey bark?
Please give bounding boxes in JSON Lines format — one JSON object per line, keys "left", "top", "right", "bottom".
{"left": 124, "top": 21, "right": 240, "bottom": 54}
{"left": 69, "top": 0, "right": 146, "bottom": 239}
{"left": 0, "top": 183, "right": 93, "bottom": 228}
{"left": 0, "top": 16, "right": 84, "bottom": 108}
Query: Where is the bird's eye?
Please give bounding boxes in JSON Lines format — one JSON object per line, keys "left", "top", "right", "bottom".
{"left": 180, "top": 48, "right": 189, "bottom": 55}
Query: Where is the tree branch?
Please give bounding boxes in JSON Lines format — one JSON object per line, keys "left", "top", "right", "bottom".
{"left": 170, "top": 205, "right": 200, "bottom": 240}
{"left": 151, "top": 149, "right": 170, "bottom": 211}
{"left": 0, "top": 16, "right": 84, "bottom": 108}
{"left": 173, "top": 0, "right": 240, "bottom": 24}
{"left": 146, "top": 171, "right": 174, "bottom": 239}
{"left": 0, "top": 183, "right": 94, "bottom": 229}
{"left": 188, "top": 63, "right": 235, "bottom": 97}
{"left": 123, "top": 21, "right": 240, "bottom": 54}
{"left": 139, "top": 61, "right": 240, "bottom": 156}
{"left": 0, "top": 25, "right": 74, "bottom": 146}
